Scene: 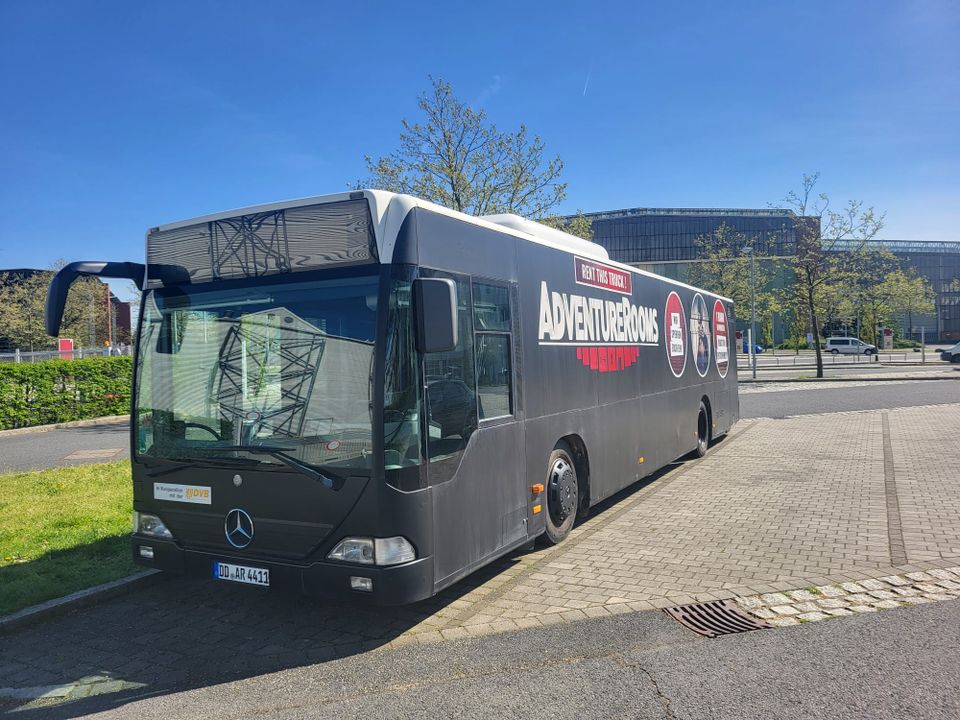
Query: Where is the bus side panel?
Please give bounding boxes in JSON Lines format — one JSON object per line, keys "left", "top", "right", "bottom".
{"left": 430, "top": 424, "right": 527, "bottom": 588}
{"left": 410, "top": 208, "right": 520, "bottom": 283}
{"left": 413, "top": 210, "right": 530, "bottom": 589}
{"left": 516, "top": 237, "right": 736, "bottom": 512}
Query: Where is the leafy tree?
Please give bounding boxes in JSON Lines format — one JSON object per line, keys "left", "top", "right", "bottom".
{"left": 811, "top": 246, "right": 935, "bottom": 344}
{"left": 0, "top": 269, "right": 112, "bottom": 351}
{"left": 359, "top": 77, "right": 566, "bottom": 218}
{"left": 540, "top": 210, "right": 594, "bottom": 240}
{"left": 687, "top": 223, "right": 774, "bottom": 326}
{"left": 879, "top": 266, "right": 935, "bottom": 340}
{"left": 780, "top": 173, "right": 885, "bottom": 377}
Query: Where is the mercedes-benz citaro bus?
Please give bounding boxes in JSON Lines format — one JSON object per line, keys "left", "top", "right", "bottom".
{"left": 45, "top": 190, "right": 739, "bottom": 604}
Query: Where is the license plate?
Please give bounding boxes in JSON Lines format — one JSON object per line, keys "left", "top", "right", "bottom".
{"left": 213, "top": 561, "right": 270, "bottom": 587}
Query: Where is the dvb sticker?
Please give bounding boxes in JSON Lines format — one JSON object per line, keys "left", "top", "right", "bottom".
{"left": 153, "top": 483, "right": 212, "bottom": 505}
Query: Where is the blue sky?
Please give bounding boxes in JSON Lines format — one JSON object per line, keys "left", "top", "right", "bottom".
{"left": 1, "top": 0, "right": 958, "bottom": 298}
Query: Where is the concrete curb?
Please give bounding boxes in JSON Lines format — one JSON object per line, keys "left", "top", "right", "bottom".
{"left": 739, "top": 363, "right": 951, "bottom": 371}
{"left": 0, "top": 415, "right": 130, "bottom": 438}
{"left": 738, "top": 375, "right": 960, "bottom": 384}
{"left": 0, "top": 570, "right": 164, "bottom": 636}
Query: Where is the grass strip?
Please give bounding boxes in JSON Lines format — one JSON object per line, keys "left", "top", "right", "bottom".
{"left": 0, "top": 460, "right": 135, "bottom": 616}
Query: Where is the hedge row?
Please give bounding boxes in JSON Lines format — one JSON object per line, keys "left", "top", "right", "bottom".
{"left": 0, "top": 357, "right": 133, "bottom": 430}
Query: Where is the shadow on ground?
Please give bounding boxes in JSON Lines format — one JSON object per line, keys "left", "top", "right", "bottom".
{"left": 0, "top": 537, "right": 135, "bottom": 617}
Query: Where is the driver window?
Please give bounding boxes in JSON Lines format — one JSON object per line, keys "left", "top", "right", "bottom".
{"left": 420, "top": 270, "right": 476, "bottom": 461}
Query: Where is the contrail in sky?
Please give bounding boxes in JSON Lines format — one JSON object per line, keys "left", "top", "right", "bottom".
{"left": 582, "top": 68, "right": 591, "bottom": 96}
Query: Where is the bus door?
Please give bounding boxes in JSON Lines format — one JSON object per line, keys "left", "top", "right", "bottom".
{"left": 422, "top": 273, "right": 526, "bottom": 587}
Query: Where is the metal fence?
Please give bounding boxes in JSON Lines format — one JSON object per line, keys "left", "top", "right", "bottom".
{"left": 735, "top": 350, "right": 932, "bottom": 368}
{"left": 0, "top": 346, "right": 133, "bottom": 363}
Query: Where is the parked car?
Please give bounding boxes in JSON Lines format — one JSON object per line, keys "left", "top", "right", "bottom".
{"left": 940, "top": 342, "right": 960, "bottom": 363}
{"left": 825, "top": 337, "right": 878, "bottom": 355}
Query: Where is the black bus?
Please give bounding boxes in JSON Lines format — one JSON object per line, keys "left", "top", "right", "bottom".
{"left": 45, "top": 190, "right": 738, "bottom": 604}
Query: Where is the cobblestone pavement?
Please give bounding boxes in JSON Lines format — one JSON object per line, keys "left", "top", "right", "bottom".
{"left": 735, "top": 567, "right": 960, "bottom": 626}
{"left": 2, "top": 403, "right": 960, "bottom": 713}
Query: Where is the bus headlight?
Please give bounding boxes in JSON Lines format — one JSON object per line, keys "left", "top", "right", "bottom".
{"left": 134, "top": 512, "right": 173, "bottom": 539}
{"left": 328, "top": 538, "right": 375, "bottom": 564}
{"left": 327, "top": 536, "right": 416, "bottom": 566}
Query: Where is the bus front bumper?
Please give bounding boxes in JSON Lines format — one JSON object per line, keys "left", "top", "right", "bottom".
{"left": 132, "top": 536, "right": 435, "bottom": 605}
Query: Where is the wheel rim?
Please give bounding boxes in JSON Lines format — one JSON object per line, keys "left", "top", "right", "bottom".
{"left": 548, "top": 456, "right": 577, "bottom": 526}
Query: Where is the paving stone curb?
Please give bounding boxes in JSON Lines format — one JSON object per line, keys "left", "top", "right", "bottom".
{"left": 0, "top": 570, "right": 163, "bottom": 636}
{"left": 734, "top": 567, "right": 960, "bottom": 627}
{"left": 0, "top": 415, "right": 130, "bottom": 439}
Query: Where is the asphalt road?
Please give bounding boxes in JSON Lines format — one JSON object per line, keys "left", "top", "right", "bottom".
{"left": 739, "top": 378, "right": 960, "bottom": 418}
{"left": 0, "top": 422, "right": 129, "bottom": 474}
{"left": 20, "top": 595, "right": 959, "bottom": 720}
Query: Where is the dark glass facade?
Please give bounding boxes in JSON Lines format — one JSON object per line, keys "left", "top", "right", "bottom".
{"left": 587, "top": 208, "right": 799, "bottom": 264}
{"left": 841, "top": 241, "right": 960, "bottom": 342}
{"left": 579, "top": 208, "right": 960, "bottom": 342}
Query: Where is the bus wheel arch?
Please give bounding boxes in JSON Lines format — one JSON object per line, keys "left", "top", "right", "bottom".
{"left": 694, "top": 396, "right": 712, "bottom": 458}
{"left": 542, "top": 436, "right": 590, "bottom": 545}
{"left": 560, "top": 434, "right": 591, "bottom": 518}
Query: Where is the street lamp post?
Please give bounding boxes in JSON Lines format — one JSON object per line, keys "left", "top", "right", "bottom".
{"left": 743, "top": 245, "right": 757, "bottom": 379}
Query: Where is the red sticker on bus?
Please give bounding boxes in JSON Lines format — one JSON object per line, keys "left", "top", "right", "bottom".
{"left": 574, "top": 257, "right": 633, "bottom": 295}
{"left": 713, "top": 299, "right": 729, "bottom": 378}
{"left": 665, "top": 291, "right": 687, "bottom": 378}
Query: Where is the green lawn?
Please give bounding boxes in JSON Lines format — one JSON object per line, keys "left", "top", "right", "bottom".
{"left": 0, "top": 460, "right": 136, "bottom": 616}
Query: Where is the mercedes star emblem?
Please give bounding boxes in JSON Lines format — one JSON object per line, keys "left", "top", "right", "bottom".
{"left": 224, "top": 508, "right": 254, "bottom": 549}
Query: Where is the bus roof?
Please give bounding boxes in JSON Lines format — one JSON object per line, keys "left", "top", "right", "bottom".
{"left": 149, "top": 190, "right": 733, "bottom": 304}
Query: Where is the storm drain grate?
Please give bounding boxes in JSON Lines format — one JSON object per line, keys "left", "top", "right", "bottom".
{"left": 663, "top": 600, "right": 771, "bottom": 638}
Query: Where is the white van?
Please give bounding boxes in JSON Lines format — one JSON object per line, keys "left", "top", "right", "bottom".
{"left": 825, "top": 337, "right": 878, "bottom": 355}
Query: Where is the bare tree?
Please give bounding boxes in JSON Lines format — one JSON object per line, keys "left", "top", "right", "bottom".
{"left": 360, "top": 77, "right": 566, "bottom": 218}
{"left": 781, "top": 173, "right": 885, "bottom": 377}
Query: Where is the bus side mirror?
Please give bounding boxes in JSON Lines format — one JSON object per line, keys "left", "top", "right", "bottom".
{"left": 413, "top": 278, "right": 458, "bottom": 354}
{"left": 45, "top": 261, "right": 146, "bottom": 336}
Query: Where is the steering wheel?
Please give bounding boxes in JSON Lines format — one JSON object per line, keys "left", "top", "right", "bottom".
{"left": 183, "top": 421, "right": 222, "bottom": 440}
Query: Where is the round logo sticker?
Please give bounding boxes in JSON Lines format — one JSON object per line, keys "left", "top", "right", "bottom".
{"left": 713, "top": 299, "right": 729, "bottom": 378}
{"left": 690, "top": 293, "right": 711, "bottom": 378}
{"left": 664, "top": 291, "right": 687, "bottom": 378}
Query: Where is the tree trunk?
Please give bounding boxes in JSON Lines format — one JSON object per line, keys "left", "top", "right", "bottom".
{"left": 806, "top": 278, "right": 823, "bottom": 378}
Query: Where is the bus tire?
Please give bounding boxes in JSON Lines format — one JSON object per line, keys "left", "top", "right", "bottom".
{"left": 543, "top": 442, "right": 578, "bottom": 545}
{"left": 694, "top": 401, "right": 710, "bottom": 458}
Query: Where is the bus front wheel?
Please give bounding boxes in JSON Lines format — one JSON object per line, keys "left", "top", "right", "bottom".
{"left": 543, "top": 443, "right": 578, "bottom": 545}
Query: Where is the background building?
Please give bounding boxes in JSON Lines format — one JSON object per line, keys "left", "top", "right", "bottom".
{"left": 576, "top": 208, "right": 960, "bottom": 343}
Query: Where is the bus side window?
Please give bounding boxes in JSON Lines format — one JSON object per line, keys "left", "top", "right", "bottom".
{"left": 472, "top": 281, "right": 513, "bottom": 419}
{"left": 421, "top": 270, "right": 477, "bottom": 460}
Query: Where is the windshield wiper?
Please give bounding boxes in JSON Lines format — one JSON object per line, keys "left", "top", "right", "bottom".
{"left": 144, "top": 455, "right": 261, "bottom": 478}
{"left": 216, "top": 445, "right": 344, "bottom": 490}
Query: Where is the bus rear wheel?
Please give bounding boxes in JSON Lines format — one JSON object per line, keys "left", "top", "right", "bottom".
{"left": 543, "top": 443, "right": 578, "bottom": 545}
{"left": 694, "top": 402, "right": 710, "bottom": 458}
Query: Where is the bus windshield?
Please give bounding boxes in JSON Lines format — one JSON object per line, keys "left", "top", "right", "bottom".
{"left": 135, "top": 270, "right": 379, "bottom": 471}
